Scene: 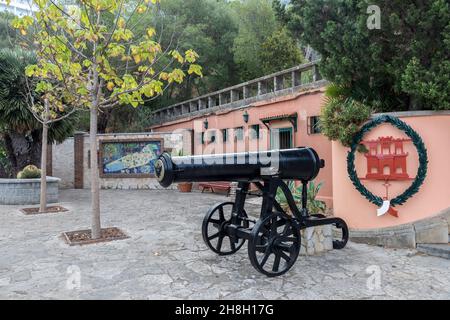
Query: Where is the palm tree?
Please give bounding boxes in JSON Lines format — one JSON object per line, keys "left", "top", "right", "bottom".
{"left": 0, "top": 48, "right": 75, "bottom": 176}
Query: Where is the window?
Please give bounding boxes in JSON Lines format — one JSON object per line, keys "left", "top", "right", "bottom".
{"left": 234, "top": 127, "right": 244, "bottom": 141}
{"left": 279, "top": 128, "right": 293, "bottom": 149}
{"left": 200, "top": 132, "right": 205, "bottom": 144}
{"left": 271, "top": 127, "right": 293, "bottom": 150}
{"left": 308, "top": 116, "right": 321, "bottom": 134}
{"left": 209, "top": 130, "right": 216, "bottom": 143}
{"left": 222, "top": 129, "right": 228, "bottom": 142}
{"left": 250, "top": 124, "right": 260, "bottom": 139}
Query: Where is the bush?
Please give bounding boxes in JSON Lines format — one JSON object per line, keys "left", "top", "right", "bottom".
{"left": 276, "top": 180, "right": 326, "bottom": 214}
{"left": 17, "top": 165, "right": 41, "bottom": 179}
{"left": 320, "top": 84, "right": 372, "bottom": 147}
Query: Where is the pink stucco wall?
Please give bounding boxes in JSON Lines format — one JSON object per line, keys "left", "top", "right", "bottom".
{"left": 151, "top": 88, "right": 334, "bottom": 206}
{"left": 332, "top": 113, "right": 450, "bottom": 229}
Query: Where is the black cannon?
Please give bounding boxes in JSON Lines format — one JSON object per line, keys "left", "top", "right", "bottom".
{"left": 155, "top": 148, "right": 349, "bottom": 277}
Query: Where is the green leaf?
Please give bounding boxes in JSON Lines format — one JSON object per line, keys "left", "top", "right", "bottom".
{"left": 188, "top": 64, "right": 203, "bottom": 77}
{"left": 82, "top": 59, "right": 92, "bottom": 68}
{"left": 25, "top": 65, "right": 37, "bottom": 77}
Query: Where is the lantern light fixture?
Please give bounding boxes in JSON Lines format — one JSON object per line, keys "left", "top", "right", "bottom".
{"left": 243, "top": 110, "right": 249, "bottom": 123}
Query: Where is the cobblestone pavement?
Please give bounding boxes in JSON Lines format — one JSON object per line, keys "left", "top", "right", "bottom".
{"left": 0, "top": 189, "right": 449, "bottom": 300}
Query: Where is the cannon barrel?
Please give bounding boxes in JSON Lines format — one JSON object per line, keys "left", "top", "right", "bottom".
{"left": 155, "top": 147, "right": 324, "bottom": 188}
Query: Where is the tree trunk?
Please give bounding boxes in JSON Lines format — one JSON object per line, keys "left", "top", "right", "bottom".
{"left": 39, "top": 100, "right": 49, "bottom": 213}
{"left": 3, "top": 131, "right": 41, "bottom": 176}
{"left": 90, "top": 34, "right": 102, "bottom": 239}
{"left": 97, "top": 108, "right": 112, "bottom": 133}
{"left": 39, "top": 124, "right": 48, "bottom": 212}
{"left": 90, "top": 103, "right": 101, "bottom": 239}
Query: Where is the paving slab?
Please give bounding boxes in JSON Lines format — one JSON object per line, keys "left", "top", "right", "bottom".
{"left": 0, "top": 189, "right": 449, "bottom": 300}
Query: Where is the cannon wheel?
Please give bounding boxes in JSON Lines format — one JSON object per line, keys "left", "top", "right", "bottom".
{"left": 202, "top": 202, "right": 249, "bottom": 256}
{"left": 331, "top": 218, "right": 349, "bottom": 249}
{"left": 248, "top": 213, "right": 300, "bottom": 277}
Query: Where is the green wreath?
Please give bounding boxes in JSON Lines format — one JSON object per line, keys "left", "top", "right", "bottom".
{"left": 347, "top": 115, "right": 428, "bottom": 208}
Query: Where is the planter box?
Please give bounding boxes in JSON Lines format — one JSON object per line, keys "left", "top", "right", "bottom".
{"left": 0, "top": 177, "right": 60, "bottom": 205}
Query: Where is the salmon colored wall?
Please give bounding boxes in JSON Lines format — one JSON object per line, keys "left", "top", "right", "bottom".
{"left": 332, "top": 114, "right": 450, "bottom": 229}
{"left": 151, "top": 88, "right": 334, "bottom": 206}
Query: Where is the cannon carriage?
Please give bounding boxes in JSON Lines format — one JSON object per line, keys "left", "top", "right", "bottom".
{"left": 155, "top": 148, "right": 349, "bottom": 277}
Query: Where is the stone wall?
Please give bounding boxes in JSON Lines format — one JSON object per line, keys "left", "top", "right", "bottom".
{"left": 300, "top": 225, "right": 333, "bottom": 255}
{"left": 52, "top": 138, "right": 75, "bottom": 188}
{"left": 350, "top": 207, "right": 450, "bottom": 248}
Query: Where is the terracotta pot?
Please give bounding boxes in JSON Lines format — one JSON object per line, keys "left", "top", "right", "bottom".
{"left": 177, "top": 182, "right": 193, "bottom": 192}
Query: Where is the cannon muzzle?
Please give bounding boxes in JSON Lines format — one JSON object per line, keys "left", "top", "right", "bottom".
{"left": 155, "top": 147, "right": 324, "bottom": 188}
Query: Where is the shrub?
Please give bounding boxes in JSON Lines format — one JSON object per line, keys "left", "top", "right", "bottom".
{"left": 276, "top": 180, "right": 326, "bottom": 214}
{"left": 320, "top": 84, "right": 372, "bottom": 147}
{"left": 17, "top": 165, "right": 41, "bottom": 179}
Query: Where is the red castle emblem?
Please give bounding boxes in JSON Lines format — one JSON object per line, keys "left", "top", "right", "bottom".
{"left": 361, "top": 136, "right": 412, "bottom": 217}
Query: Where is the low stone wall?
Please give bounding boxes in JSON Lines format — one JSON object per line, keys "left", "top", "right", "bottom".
{"left": 300, "top": 224, "right": 333, "bottom": 255}
{"left": 0, "top": 177, "right": 60, "bottom": 205}
{"left": 349, "top": 207, "right": 450, "bottom": 248}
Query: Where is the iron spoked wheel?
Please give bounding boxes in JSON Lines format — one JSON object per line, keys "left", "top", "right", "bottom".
{"left": 248, "top": 213, "right": 300, "bottom": 277}
{"left": 331, "top": 218, "right": 349, "bottom": 249}
{"left": 202, "top": 202, "right": 249, "bottom": 256}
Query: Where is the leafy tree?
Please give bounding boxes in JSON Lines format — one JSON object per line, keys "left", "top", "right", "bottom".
{"left": 126, "top": 0, "right": 240, "bottom": 131}
{"left": 272, "top": 0, "right": 290, "bottom": 26}
{"left": 68, "top": 0, "right": 307, "bottom": 132}
{"left": 72, "top": 0, "right": 237, "bottom": 133}
{"left": 13, "top": 0, "right": 201, "bottom": 239}
{"left": 0, "top": 12, "right": 16, "bottom": 49}
{"left": 284, "top": 0, "right": 450, "bottom": 111}
{"left": 24, "top": 71, "right": 77, "bottom": 213}
{"left": 0, "top": 48, "right": 75, "bottom": 176}
{"left": 260, "top": 28, "right": 305, "bottom": 74}
{"left": 232, "top": 0, "right": 278, "bottom": 80}
{"left": 157, "top": 0, "right": 239, "bottom": 97}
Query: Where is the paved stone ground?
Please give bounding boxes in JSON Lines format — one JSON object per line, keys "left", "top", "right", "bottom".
{"left": 0, "top": 189, "right": 449, "bottom": 300}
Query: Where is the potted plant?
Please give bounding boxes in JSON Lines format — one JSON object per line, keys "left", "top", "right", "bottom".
{"left": 175, "top": 150, "right": 193, "bottom": 192}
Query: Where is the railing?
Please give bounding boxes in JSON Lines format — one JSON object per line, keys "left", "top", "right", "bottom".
{"left": 150, "top": 60, "right": 325, "bottom": 126}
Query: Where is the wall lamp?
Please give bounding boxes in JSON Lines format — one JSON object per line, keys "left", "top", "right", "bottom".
{"left": 243, "top": 110, "right": 249, "bottom": 123}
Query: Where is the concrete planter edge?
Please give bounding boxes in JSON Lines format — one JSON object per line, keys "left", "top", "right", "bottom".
{"left": 0, "top": 177, "right": 61, "bottom": 205}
